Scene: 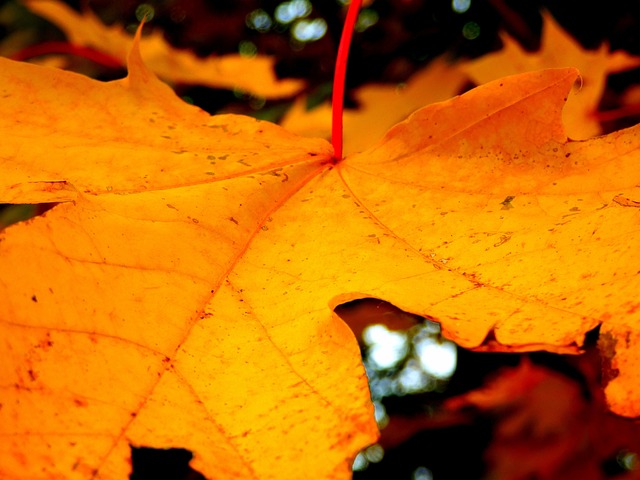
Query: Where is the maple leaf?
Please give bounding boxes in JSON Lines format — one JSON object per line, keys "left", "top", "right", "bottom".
{"left": 22, "top": 0, "right": 304, "bottom": 98}
{"left": 458, "top": 11, "right": 640, "bottom": 139}
{"left": 2, "top": 25, "right": 640, "bottom": 480}
{"left": 0, "top": 37, "right": 371, "bottom": 480}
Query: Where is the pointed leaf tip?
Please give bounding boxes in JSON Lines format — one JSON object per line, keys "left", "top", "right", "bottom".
{"left": 126, "top": 20, "right": 156, "bottom": 87}
{"left": 366, "top": 67, "right": 579, "bottom": 165}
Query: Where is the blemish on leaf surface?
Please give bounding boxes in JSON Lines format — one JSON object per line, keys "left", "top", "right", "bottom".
{"left": 493, "top": 234, "right": 512, "bottom": 247}
{"left": 613, "top": 195, "right": 640, "bottom": 208}
{"left": 500, "top": 196, "right": 515, "bottom": 210}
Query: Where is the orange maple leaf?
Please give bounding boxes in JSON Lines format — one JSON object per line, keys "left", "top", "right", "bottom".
{"left": 1, "top": 24, "right": 640, "bottom": 480}
{"left": 22, "top": 0, "right": 304, "bottom": 98}
{"left": 458, "top": 11, "right": 640, "bottom": 139}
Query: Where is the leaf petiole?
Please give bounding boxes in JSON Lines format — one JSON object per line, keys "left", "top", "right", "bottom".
{"left": 10, "top": 41, "right": 122, "bottom": 68}
{"left": 331, "top": 0, "right": 362, "bottom": 161}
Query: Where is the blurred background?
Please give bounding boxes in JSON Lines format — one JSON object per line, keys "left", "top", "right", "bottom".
{"left": 2, "top": 1, "right": 640, "bottom": 479}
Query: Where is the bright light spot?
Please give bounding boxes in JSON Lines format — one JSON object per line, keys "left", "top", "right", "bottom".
{"left": 423, "top": 319, "right": 442, "bottom": 334}
{"left": 363, "top": 324, "right": 408, "bottom": 369}
{"left": 135, "top": 3, "right": 155, "bottom": 22}
{"left": 368, "top": 374, "right": 394, "bottom": 399}
{"left": 462, "top": 21, "right": 481, "bottom": 40}
{"left": 355, "top": 9, "right": 379, "bottom": 32}
{"left": 275, "top": 0, "right": 312, "bottom": 24}
{"left": 398, "top": 359, "right": 431, "bottom": 393}
{"left": 364, "top": 444, "right": 384, "bottom": 463}
{"left": 373, "top": 401, "right": 389, "bottom": 428}
{"left": 452, "top": 0, "right": 471, "bottom": 14}
{"left": 291, "top": 18, "right": 328, "bottom": 42}
{"left": 416, "top": 338, "right": 457, "bottom": 379}
{"left": 413, "top": 466, "right": 434, "bottom": 480}
{"left": 352, "top": 452, "right": 369, "bottom": 471}
{"left": 618, "top": 451, "right": 639, "bottom": 471}
{"left": 246, "top": 9, "right": 272, "bottom": 32}
{"left": 238, "top": 40, "right": 257, "bottom": 58}
{"left": 364, "top": 324, "right": 410, "bottom": 347}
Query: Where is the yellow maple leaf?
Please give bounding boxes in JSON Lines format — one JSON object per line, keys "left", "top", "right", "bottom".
{"left": 0, "top": 35, "right": 372, "bottom": 479}
{"left": 1, "top": 23, "right": 640, "bottom": 480}
{"left": 22, "top": 0, "right": 304, "bottom": 98}
{"left": 458, "top": 11, "right": 640, "bottom": 139}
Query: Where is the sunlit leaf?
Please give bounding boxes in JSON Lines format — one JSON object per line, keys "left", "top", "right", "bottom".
{"left": 1, "top": 23, "right": 640, "bottom": 480}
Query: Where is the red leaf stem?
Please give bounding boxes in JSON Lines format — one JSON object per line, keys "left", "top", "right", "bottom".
{"left": 332, "top": 0, "right": 362, "bottom": 161}
{"left": 10, "top": 41, "right": 123, "bottom": 69}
